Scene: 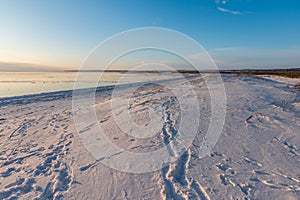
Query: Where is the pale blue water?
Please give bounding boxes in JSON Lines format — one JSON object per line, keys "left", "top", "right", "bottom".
{"left": 0, "top": 72, "right": 180, "bottom": 98}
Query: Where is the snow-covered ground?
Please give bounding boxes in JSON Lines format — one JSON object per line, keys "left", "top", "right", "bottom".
{"left": 0, "top": 74, "right": 299, "bottom": 199}
{"left": 258, "top": 75, "right": 300, "bottom": 87}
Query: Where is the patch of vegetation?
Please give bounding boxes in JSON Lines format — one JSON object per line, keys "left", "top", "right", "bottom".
{"left": 221, "top": 70, "right": 300, "bottom": 78}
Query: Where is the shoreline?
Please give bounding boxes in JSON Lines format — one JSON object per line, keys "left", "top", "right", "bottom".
{"left": 1, "top": 69, "right": 299, "bottom": 101}
{"left": 0, "top": 74, "right": 202, "bottom": 106}
{"left": 1, "top": 72, "right": 299, "bottom": 106}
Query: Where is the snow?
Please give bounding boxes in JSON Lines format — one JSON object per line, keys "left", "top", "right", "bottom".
{"left": 0, "top": 74, "right": 299, "bottom": 199}
{"left": 258, "top": 75, "right": 300, "bottom": 86}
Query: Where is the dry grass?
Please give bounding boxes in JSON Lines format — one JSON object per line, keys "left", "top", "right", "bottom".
{"left": 221, "top": 70, "right": 300, "bottom": 78}
{"left": 179, "top": 69, "right": 300, "bottom": 78}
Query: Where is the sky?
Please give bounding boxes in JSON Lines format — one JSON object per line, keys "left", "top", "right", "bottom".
{"left": 0, "top": 0, "right": 300, "bottom": 71}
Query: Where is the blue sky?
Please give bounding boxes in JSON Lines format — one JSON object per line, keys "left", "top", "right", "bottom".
{"left": 0, "top": 0, "right": 299, "bottom": 70}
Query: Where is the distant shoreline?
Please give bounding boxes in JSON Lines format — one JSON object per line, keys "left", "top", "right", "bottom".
{"left": 0, "top": 68, "right": 299, "bottom": 101}
{"left": 65, "top": 68, "right": 300, "bottom": 78}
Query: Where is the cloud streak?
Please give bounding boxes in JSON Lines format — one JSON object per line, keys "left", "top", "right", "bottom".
{"left": 216, "top": 0, "right": 251, "bottom": 15}
{"left": 217, "top": 6, "right": 242, "bottom": 15}
{"left": 216, "top": 0, "right": 228, "bottom": 5}
{"left": 0, "top": 61, "right": 63, "bottom": 72}
{"left": 209, "top": 47, "right": 300, "bottom": 70}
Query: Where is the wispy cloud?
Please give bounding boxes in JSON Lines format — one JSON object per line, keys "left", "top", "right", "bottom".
{"left": 208, "top": 47, "right": 300, "bottom": 70}
{"left": 217, "top": 6, "right": 242, "bottom": 15}
{"left": 216, "top": 0, "right": 229, "bottom": 5}
{"left": 209, "top": 47, "right": 241, "bottom": 52}
{"left": 215, "top": 0, "right": 250, "bottom": 15}
{"left": 0, "top": 61, "right": 63, "bottom": 72}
